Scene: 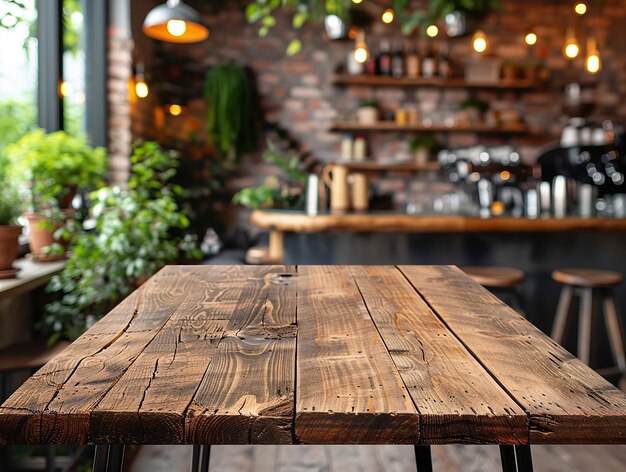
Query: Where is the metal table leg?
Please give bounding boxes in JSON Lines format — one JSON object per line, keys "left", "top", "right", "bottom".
{"left": 93, "top": 445, "right": 110, "bottom": 472}
{"left": 515, "top": 445, "right": 534, "bottom": 472}
{"left": 93, "top": 445, "right": 125, "bottom": 472}
{"left": 500, "top": 446, "right": 517, "bottom": 472}
{"left": 191, "top": 445, "right": 211, "bottom": 472}
{"left": 414, "top": 445, "right": 433, "bottom": 472}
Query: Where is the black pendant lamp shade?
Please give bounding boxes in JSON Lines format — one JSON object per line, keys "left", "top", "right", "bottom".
{"left": 143, "top": 0, "right": 209, "bottom": 43}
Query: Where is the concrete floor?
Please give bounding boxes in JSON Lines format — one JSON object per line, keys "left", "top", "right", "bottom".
{"left": 130, "top": 444, "right": 626, "bottom": 472}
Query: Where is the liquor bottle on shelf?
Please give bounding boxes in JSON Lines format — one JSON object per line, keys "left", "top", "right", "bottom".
{"left": 438, "top": 44, "right": 451, "bottom": 79}
{"left": 406, "top": 42, "right": 420, "bottom": 78}
{"left": 378, "top": 40, "right": 392, "bottom": 76}
{"left": 391, "top": 42, "right": 405, "bottom": 78}
{"left": 365, "top": 44, "right": 378, "bottom": 75}
{"left": 421, "top": 42, "right": 437, "bottom": 78}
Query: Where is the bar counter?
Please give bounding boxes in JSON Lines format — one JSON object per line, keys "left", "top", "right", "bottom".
{"left": 251, "top": 210, "right": 626, "bottom": 234}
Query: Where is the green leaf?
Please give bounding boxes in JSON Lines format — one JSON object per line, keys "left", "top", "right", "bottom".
{"left": 286, "top": 39, "right": 302, "bottom": 56}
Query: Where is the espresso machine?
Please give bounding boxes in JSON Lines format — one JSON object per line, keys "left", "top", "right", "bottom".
{"left": 537, "top": 119, "right": 626, "bottom": 217}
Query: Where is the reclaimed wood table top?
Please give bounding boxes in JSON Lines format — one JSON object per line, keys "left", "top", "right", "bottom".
{"left": 1, "top": 265, "right": 625, "bottom": 446}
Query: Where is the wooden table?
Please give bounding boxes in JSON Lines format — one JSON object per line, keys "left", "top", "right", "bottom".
{"left": 1, "top": 265, "right": 625, "bottom": 472}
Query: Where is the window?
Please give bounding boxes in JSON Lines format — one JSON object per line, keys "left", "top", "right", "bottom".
{"left": 0, "top": 0, "right": 38, "bottom": 178}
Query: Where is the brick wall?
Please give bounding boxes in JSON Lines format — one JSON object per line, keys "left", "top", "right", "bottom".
{"left": 127, "top": 0, "right": 626, "bottom": 200}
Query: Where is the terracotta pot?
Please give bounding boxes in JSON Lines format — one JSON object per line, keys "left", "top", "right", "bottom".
{"left": 0, "top": 225, "right": 22, "bottom": 271}
{"left": 24, "top": 212, "right": 72, "bottom": 262}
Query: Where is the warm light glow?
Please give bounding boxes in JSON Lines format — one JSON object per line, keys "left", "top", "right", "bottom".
{"left": 472, "top": 31, "right": 488, "bottom": 53}
{"left": 354, "top": 46, "right": 368, "bottom": 63}
{"left": 348, "top": 26, "right": 358, "bottom": 40}
{"left": 575, "top": 2, "right": 587, "bottom": 15}
{"left": 352, "top": 0, "right": 363, "bottom": 3}
{"left": 166, "top": 19, "right": 187, "bottom": 37}
{"left": 500, "top": 171, "right": 511, "bottom": 181}
{"left": 426, "top": 24, "right": 439, "bottom": 38}
{"left": 525, "top": 32, "right": 537, "bottom": 45}
{"left": 381, "top": 9, "right": 394, "bottom": 24}
{"left": 354, "top": 30, "right": 369, "bottom": 64}
{"left": 135, "top": 81, "right": 149, "bottom": 98}
{"left": 586, "top": 53, "right": 601, "bottom": 73}
{"left": 59, "top": 81, "right": 69, "bottom": 97}
{"left": 563, "top": 29, "right": 579, "bottom": 59}
{"left": 565, "top": 42, "right": 579, "bottom": 58}
{"left": 586, "top": 37, "right": 601, "bottom": 74}
{"left": 169, "top": 104, "right": 182, "bottom": 116}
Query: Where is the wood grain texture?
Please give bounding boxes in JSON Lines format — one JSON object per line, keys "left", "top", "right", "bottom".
{"left": 295, "top": 266, "right": 420, "bottom": 444}
{"left": 2, "top": 265, "right": 626, "bottom": 447}
{"left": 349, "top": 266, "right": 527, "bottom": 444}
{"left": 399, "top": 265, "right": 626, "bottom": 444}
{"left": 186, "top": 266, "right": 297, "bottom": 445}
{"left": 251, "top": 211, "right": 626, "bottom": 234}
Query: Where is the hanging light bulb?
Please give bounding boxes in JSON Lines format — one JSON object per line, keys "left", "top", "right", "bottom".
{"left": 525, "top": 32, "right": 538, "bottom": 46}
{"left": 143, "top": 0, "right": 209, "bottom": 43}
{"left": 574, "top": 2, "right": 587, "bottom": 15}
{"left": 354, "top": 30, "right": 369, "bottom": 64}
{"left": 426, "top": 24, "right": 439, "bottom": 38}
{"left": 135, "top": 80, "right": 149, "bottom": 98}
{"left": 168, "top": 104, "right": 183, "bottom": 116}
{"left": 381, "top": 9, "right": 395, "bottom": 24}
{"left": 472, "top": 30, "right": 488, "bottom": 53}
{"left": 585, "top": 36, "right": 601, "bottom": 74}
{"left": 134, "top": 62, "right": 149, "bottom": 98}
{"left": 563, "top": 28, "right": 580, "bottom": 59}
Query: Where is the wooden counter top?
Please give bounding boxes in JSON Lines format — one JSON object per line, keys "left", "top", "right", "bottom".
{"left": 251, "top": 210, "right": 626, "bottom": 234}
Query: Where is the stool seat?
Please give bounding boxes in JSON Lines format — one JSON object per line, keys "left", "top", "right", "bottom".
{"left": 0, "top": 339, "right": 69, "bottom": 373}
{"left": 463, "top": 267, "right": 525, "bottom": 288}
{"left": 552, "top": 268, "right": 623, "bottom": 288}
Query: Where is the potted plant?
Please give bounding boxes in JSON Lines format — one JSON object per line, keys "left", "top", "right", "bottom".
{"left": 501, "top": 59, "right": 518, "bottom": 81}
{"left": 43, "top": 141, "right": 201, "bottom": 343}
{"left": 233, "top": 140, "right": 308, "bottom": 210}
{"left": 6, "top": 129, "right": 107, "bottom": 260}
{"left": 0, "top": 183, "right": 24, "bottom": 277}
{"left": 461, "top": 96, "right": 490, "bottom": 124}
{"left": 356, "top": 99, "right": 379, "bottom": 125}
{"left": 409, "top": 134, "right": 442, "bottom": 165}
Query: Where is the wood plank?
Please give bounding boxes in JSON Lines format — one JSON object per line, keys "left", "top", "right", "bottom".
{"left": 399, "top": 265, "right": 626, "bottom": 444}
{"left": 332, "top": 74, "right": 536, "bottom": 90}
{"left": 295, "top": 266, "right": 420, "bottom": 444}
{"left": 186, "top": 266, "right": 297, "bottom": 444}
{"left": 91, "top": 266, "right": 256, "bottom": 444}
{"left": 349, "top": 266, "right": 527, "bottom": 444}
{"left": 0, "top": 266, "right": 219, "bottom": 444}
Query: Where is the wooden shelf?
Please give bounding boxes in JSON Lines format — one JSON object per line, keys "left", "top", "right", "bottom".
{"left": 330, "top": 122, "right": 532, "bottom": 134}
{"left": 327, "top": 160, "right": 440, "bottom": 172}
{"left": 333, "top": 74, "right": 537, "bottom": 89}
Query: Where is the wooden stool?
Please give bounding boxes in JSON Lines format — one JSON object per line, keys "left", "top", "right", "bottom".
{"left": 551, "top": 268, "right": 626, "bottom": 376}
{"left": 0, "top": 339, "right": 69, "bottom": 472}
{"left": 463, "top": 267, "right": 526, "bottom": 313}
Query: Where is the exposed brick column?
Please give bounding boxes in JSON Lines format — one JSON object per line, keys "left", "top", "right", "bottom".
{"left": 107, "top": 0, "right": 133, "bottom": 185}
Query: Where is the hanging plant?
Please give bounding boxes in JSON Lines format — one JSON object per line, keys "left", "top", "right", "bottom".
{"left": 204, "top": 62, "right": 257, "bottom": 159}
{"left": 245, "top": 0, "right": 501, "bottom": 46}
